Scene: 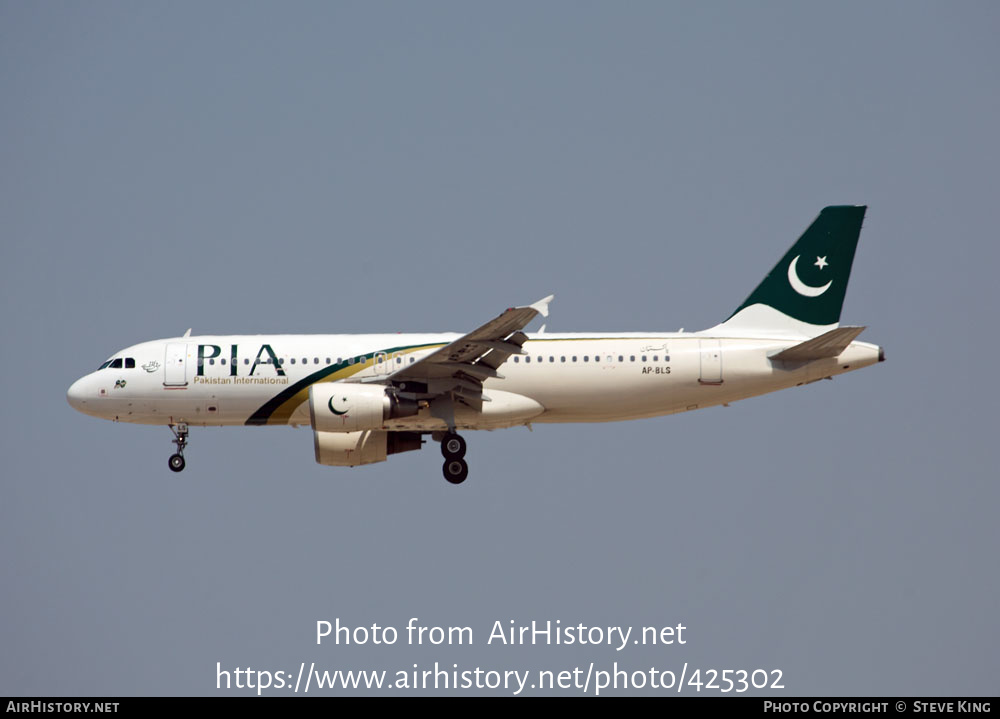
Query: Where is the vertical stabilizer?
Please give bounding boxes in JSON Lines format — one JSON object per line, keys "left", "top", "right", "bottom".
{"left": 709, "top": 205, "right": 866, "bottom": 337}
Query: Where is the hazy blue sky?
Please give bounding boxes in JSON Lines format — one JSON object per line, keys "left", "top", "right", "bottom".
{"left": 2, "top": 1, "right": 997, "bottom": 696}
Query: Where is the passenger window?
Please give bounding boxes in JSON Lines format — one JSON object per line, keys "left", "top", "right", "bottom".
{"left": 583, "top": 356, "right": 589, "bottom": 362}
{"left": 618, "top": 355, "right": 623, "bottom": 362}
{"left": 525, "top": 356, "right": 531, "bottom": 363}
{"left": 220, "top": 358, "right": 226, "bottom": 366}
{"left": 653, "top": 355, "right": 658, "bottom": 362}
{"left": 303, "top": 358, "right": 308, "bottom": 364}
{"left": 209, "top": 358, "right": 215, "bottom": 365}
{"left": 291, "top": 358, "right": 296, "bottom": 364}
{"left": 244, "top": 358, "right": 250, "bottom": 365}
{"left": 560, "top": 356, "right": 566, "bottom": 363}
{"left": 630, "top": 355, "right": 635, "bottom": 362}
{"left": 642, "top": 355, "right": 647, "bottom": 362}
{"left": 572, "top": 356, "right": 577, "bottom": 362}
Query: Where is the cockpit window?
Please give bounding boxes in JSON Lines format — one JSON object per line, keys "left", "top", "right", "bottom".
{"left": 109, "top": 358, "right": 123, "bottom": 369}
{"left": 125, "top": 358, "right": 135, "bottom": 369}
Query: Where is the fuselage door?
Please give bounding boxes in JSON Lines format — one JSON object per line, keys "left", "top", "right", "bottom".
{"left": 374, "top": 351, "right": 389, "bottom": 375}
{"left": 699, "top": 339, "right": 723, "bottom": 385}
{"left": 164, "top": 343, "right": 188, "bottom": 386}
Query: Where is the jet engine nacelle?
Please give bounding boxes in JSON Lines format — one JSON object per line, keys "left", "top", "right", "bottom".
{"left": 314, "top": 429, "right": 386, "bottom": 466}
{"left": 309, "top": 383, "right": 418, "bottom": 432}
{"left": 313, "top": 430, "right": 423, "bottom": 467}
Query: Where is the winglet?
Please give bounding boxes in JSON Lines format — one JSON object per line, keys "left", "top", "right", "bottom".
{"left": 529, "top": 294, "right": 554, "bottom": 318}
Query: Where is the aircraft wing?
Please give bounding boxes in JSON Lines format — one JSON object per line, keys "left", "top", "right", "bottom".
{"left": 370, "top": 295, "right": 553, "bottom": 410}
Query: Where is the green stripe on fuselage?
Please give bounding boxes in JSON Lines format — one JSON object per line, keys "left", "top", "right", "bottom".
{"left": 245, "top": 344, "right": 442, "bottom": 425}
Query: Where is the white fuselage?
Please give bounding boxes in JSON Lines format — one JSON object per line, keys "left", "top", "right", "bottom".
{"left": 66, "top": 331, "right": 882, "bottom": 431}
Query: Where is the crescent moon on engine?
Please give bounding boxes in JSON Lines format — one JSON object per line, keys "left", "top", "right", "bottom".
{"left": 328, "top": 396, "right": 348, "bottom": 415}
{"left": 787, "top": 255, "right": 832, "bottom": 297}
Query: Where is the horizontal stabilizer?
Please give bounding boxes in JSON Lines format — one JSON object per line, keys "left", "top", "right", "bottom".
{"left": 770, "top": 326, "right": 866, "bottom": 362}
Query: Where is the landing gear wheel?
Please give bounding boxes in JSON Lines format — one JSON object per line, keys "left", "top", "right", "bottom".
{"left": 168, "top": 453, "right": 186, "bottom": 472}
{"left": 443, "top": 458, "right": 469, "bottom": 485}
{"left": 168, "top": 423, "right": 189, "bottom": 473}
{"left": 440, "top": 432, "right": 467, "bottom": 459}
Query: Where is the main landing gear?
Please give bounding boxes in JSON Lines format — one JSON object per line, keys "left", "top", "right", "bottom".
{"left": 440, "top": 431, "right": 468, "bottom": 485}
{"left": 168, "top": 423, "right": 189, "bottom": 473}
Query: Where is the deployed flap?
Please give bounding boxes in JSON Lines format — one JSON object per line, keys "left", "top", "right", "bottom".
{"left": 770, "top": 326, "right": 866, "bottom": 362}
{"left": 375, "top": 295, "right": 553, "bottom": 410}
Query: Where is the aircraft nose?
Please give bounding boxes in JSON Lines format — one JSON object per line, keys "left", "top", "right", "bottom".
{"left": 67, "top": 377, "right": 88, "bottom": 412}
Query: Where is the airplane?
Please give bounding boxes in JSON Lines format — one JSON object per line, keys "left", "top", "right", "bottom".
{"left": 67, "top": 205, "right": 884, "bottom": 484}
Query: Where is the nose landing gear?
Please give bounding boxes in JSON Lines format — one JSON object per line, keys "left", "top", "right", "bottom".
{"left": 168, "top": 423, "right": 189, "bottom": 473}
{"left": 440, "top": 431, "right": 468, "bottom": 484}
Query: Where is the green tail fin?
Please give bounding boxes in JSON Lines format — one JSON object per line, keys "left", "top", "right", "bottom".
{"left": 725, "top": 205, "right": 866, "bottom": 329}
